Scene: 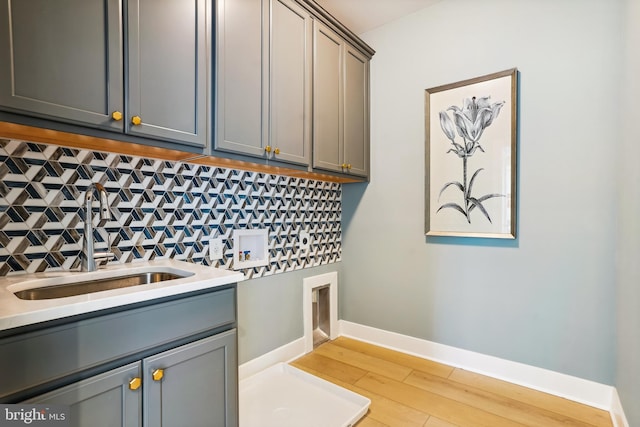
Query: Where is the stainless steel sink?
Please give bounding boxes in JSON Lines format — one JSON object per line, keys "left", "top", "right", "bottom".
{"left": 13, "top": 271, "right": 193, "bottom": 300}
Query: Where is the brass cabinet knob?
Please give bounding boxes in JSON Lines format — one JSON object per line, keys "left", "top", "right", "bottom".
{"left": 129, "top": 377, "right": 142, "bottom": 390}
{"left": 131, "top": 116, "right": 142, "bottom": 126}
{"left": 341, "top": 163, "right": 347, "bottom": 169}
{"left": 274, "top": 148, "right": 280, "bottom": 155}
{"left": 152, "top": 369, "right": 164, "bottom": 382}
{"left": 265, "top": 145, "right": 272, "bottom": 153}
{"left": 111, "top": 111, "right": 123, "bottom": 121}
{"left": 347, "top": 164, "right": 352, "bottom": 170}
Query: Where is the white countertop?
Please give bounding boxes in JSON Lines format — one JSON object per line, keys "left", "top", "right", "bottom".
{"left": 0, "top": 259, "right": 245, "bottom": 332}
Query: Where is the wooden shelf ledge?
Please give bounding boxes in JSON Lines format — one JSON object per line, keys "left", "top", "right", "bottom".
{"left": 0, "top": 121, "right": 363, "bottom": 184}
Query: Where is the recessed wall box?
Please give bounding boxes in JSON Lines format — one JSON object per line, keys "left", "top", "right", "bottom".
{"left": 233, "top": 229, "right": 269, "bottom": 270}
{"left": 299, "top": 231, "right": 310, "bottom": 252}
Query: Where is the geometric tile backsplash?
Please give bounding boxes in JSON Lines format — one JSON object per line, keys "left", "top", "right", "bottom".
{"left": 0, "top": 139, "right": 341, "bottom": 278}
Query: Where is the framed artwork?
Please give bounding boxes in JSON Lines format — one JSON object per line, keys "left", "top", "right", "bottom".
{"left": 425, "top": 68, "right": 518, "bottom": 239}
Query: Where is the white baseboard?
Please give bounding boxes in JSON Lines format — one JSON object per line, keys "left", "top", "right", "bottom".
{"left": 238, "top": 320, "right": 629, "bottom": 425}
{"left": 610, "top": 388, "right": 630, "bottom": 427}
{"left": 339, "top": 320, "right": 617, "bottom": 412}
{"left": 238, "top": 337, "right": 306, "bottom": 381}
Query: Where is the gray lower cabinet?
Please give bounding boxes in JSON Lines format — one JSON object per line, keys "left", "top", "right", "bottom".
{"left": 24, "top": 363, "right": 142, "bottom": 427}
{"left": 143, "top": 331, "right": 237, "bottom": 427}
{"left": 25, "top": 331, "right": 237, "bottom": 427}
{"left": 1, "top": 287, "right": 238, "bottom": 426}
{"left": 312, "top": 21, "right": 370, "bottom": 178}
{"left": 0, "top": 0, "right": 209, "bottom": 148}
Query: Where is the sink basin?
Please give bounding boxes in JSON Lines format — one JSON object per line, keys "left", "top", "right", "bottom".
{"left": 13, "top": 271, "right": 194, "bottom": 300}
{"left": 0, "top": 259, "right": 245, "bottom": 333}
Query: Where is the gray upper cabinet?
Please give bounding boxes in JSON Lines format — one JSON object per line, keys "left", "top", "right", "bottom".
{"left": 313, "top": 21, "right": 370, "bottom": 178}
{"left": 0, "top": 0, "right": 124, "bottom": 131}
{"left": 1, "top": 0, "right": 371, "bottom": 178}
{"left": 0, "top": 0, "right": 209, "bottom": 148}
{"left": 343, "top": 45, "right": 370, "bottom": 178}
{"left": 269, "top": 0, "right": 312, "bottom": 165}
{"left": 215, "top": 0, "right": 268, "bottom": 158}
{"left": 313, "top": 21, "right": 344, "bottom": 173}
{"left": 215, "top": 0, "right": 312, "bottom": 166}
{"left": 127, "top": 0, "right": 209, "bottom": 147}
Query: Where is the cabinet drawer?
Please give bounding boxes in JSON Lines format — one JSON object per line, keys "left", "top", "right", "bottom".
{"left": 0, "top": 287, "right": 236, "bottom": 401}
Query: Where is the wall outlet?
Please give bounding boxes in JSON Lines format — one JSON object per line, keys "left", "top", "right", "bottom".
{"left": 209, "top": 237, "right": 224, "bottom": 260}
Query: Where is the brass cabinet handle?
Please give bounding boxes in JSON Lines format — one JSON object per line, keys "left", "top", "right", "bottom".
{"left": 131, "top": 116, "right": 142, "bottom": 126}
{"left": 152, "top": 369, "right": 164, "bottom": 382}
{"left": 274, "top": 148, "right": 280, "bottom": 155}
{"left": 111, "top": 111, "right": 123, "bottom": 121}
{"left": 341, "top": 163, "right": 347, "bottom": 169}
{"left": 347, "top": 164, "right": 352, "bottom": 170}
{"left": 129, "top": 377, "right": 142, "bottom": 390}
{"left": 265, "top": 145, "right": 272, "bottom": 153}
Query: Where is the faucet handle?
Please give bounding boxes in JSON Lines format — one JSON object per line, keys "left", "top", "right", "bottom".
{"left": 94, "top": 252, "right": 116, "bottom": 268}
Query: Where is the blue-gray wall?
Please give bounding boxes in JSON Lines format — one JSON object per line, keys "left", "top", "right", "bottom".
{"left": 237, "top": 263, "right": 342, "bottom": 363}
{"left": 616, "top": 0, "right": 640, "bottom": 424}
{"left": 342, "top": 0, "right": 622, "bottom": 386}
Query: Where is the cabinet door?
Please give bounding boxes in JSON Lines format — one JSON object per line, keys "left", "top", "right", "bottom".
{"left": 312, "top": 21, "right": 344, "bottom": 173}
{"left": 269, "top": 0, "right": 312, "bottom": 165}
{"left": 343, "top": 46, "right": 370, "bottom": 178}
{"left": 127, "top": 0, "right": 209, "bottom": 147}
{"left": 143, "top": 330, "right": 238, "bottom": 427}
{"left": 215, "top": 0, "right": 268, "bottom": 157}
{"left": 0, "top": 0, "right": 123, "bottom": 131}
{"left": 25, "top": 362, "right": 142, "bottom": 427}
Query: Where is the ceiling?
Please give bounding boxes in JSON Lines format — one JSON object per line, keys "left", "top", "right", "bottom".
{"left": 313, "top": 0, "right": 440, "bottom": 35}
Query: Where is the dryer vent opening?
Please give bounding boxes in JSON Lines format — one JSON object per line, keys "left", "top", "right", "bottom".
{"left": 303, "top": 272, "right": 338, "bottom": 354}
{"left": 312, "top": 285, "right": 331, "bottom": 348}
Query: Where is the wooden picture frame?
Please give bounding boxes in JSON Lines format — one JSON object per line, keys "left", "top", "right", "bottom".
{"left": 425, "top": 68, "right": 518, "bottom": 239}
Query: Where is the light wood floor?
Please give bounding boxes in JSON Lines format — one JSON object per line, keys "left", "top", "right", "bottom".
{"left": 290, "top": 337, "right": 613, "bottom": 427}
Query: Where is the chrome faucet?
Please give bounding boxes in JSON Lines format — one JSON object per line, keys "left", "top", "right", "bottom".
{"left": 81, "top": 182, "right": 113, "bottom": 272}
